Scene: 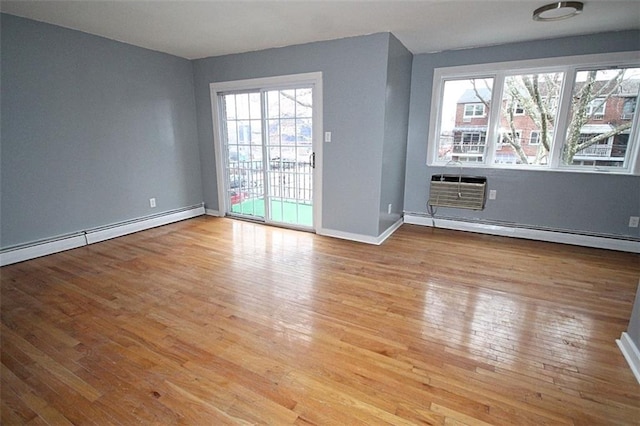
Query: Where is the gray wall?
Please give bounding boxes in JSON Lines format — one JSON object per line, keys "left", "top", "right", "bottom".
{"left": 193, "top": 33, "right": 396, "bottom": 237}
{"left": 405, "top": 31, "right": 640, "bottom": 238}
{"left": 1, "top": 14, "right": 203, "bottom": 248}
{"left": 4, "top": 12, "right": 637, "bottom": 247}
{"left": 379, "top": 34, "right": 412, "bottom": 234}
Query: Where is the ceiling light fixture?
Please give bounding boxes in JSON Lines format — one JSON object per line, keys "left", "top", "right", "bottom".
{"left": 533, "top": 1, "right": 584, "bottom": 21}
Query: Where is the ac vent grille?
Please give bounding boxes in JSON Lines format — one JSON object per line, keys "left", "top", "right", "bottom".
{"left": 429, "top": 175, "right": 487, "bottom": 210}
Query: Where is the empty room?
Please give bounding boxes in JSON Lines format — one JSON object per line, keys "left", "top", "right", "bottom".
{"left": 1, "top": 1, "right": 639, "bottom": 424}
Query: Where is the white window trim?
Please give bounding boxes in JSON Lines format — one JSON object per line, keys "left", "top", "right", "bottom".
{"left": 427, "top": 51, "right": 640, "bottom": 175}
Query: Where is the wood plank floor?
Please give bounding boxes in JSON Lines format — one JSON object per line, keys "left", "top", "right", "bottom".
{"left": 2, "top": 217, "right": 639, "bottom": 425}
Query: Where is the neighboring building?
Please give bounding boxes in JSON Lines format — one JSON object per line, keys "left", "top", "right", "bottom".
{"left": 450, "top": 78, "right": 638, "bottom": 166}
{"left": 572, "top": 79, "right": 638, "bottom": 166}
{"left": 450, "top": 87, "right": 492, "bottom": 163}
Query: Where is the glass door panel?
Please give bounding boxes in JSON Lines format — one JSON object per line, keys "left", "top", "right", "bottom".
{"left": 264, "top": 88, "right": 313, "bottom": 228}
{"left": 221, "top": 91, "right": 265, "bottom": 220}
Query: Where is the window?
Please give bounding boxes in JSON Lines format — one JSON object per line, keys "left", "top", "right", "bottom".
{"left": 512, "top": 102, "right": 525, "bottom": 115}
{"left": 622, "top": 98, "right": 636, "bottom": 120}
{"left": 563, "top": 67, "right": 639, "bottom": 167}
{"left": 428, "top": 52, "right": 640, "bottom": 173}
{"left": 586, "top": 97, "right": 606, "bottom": 118}
{"left": 458, "top": 132, "right": 486, "bottom": 162}
{"left": 530, "top": 131, "right": 541, "bottom": 145}
{"left": 496, "top": 72, "right": 562, "bottom": 165}
{"left": 500, "top": 131, "right": 522, "bottom": 144}
{"left": 464, "top": 103, "right": 486, "bottom": 118}
{"left": 435, "top": 78, "right": 493, "bottom": 163}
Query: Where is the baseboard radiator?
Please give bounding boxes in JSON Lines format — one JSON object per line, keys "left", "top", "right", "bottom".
{"left": 0, "top": 204, "right": 205, "bottom": 266}
{"left": 429, "top": 174, "right": 487, "bottom": 210}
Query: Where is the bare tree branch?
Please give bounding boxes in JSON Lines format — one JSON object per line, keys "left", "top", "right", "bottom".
{"left": 279, "top": 91, "right": 312, "bottom": 109}
{"left": 574, "top": 122, "right": 632, "bottom": 152}
{"left": 564, "top": 70, "right": 597, "bottom": 162}
{"left": 470, "top": 79, "right": 491, "bottom": 110}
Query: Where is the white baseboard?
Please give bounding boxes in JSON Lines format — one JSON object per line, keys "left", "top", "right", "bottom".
{"left": 318, "top": 218, "right": 403, "bottom": 245}
{"left": 205, "top": 208, "right": 222, "bottom": 217}
{"left": 378, "top": 218, "right": 404, "bottom": 244}
{"left": 0, "top": 205, "right": 205, "bottom": 267}
{"left": 616, "top": 332, "right": 640, "bottom": 384}
{"left": 404, "top": 214, "right": 640, "bottom": 253}
{"left": 86, "top": 206, "right": 205, "bottom": 244}
{"left": 0, "top": 234, "right": 87, "bottom": 267}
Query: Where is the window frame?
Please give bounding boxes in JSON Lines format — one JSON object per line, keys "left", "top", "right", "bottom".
{"left": 427, "top": 51, "right": 640, "bottom": 175}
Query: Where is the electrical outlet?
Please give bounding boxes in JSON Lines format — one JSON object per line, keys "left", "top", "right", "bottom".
{"left": 489, "top": 189, "right": 497, "bottom": 200}
{"left": 388, "top": 203, "right": 392, "bottom": 214}
{"left": 629, "top": 216, "right": 639, "bottom": 228}
{"left": 324, "top": 131, "right": 332, "bottom": 143}
{"left": 149, "top": 198, "right": 156, "bottom": 208}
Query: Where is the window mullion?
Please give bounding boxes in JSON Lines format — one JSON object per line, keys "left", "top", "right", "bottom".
{"left": 626, "top": 89, "right": 640, "bottom": 174}
{"left": 549, "top": 68, "right": 575, "bottom": 168}
{"left": 485, "top": 73, "right": 504, "bottom": 165}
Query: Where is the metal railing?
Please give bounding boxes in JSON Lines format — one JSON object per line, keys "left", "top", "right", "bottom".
{"left": 452, "top": 143, "right": 486, "bottom": 154}
{"left": 228, "top": 160, "right": 313, "bottom": 204}
{"left": 575, "top": 144, "right": 612, "bottom": 157}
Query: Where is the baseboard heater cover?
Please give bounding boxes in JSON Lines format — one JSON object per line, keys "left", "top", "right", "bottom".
{"left": 403, "top": 213, "right": 640, "bottom": 253}
{"left": 429, "top": 175, "right": 487, "bottom": 210}
{"left": 0, "top": 204, "right": 205, "bottom": 266}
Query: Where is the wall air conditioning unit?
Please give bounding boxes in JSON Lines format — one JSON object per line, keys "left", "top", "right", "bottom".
{"left": 429, "top": 174, "right": 487, "bottom": 210}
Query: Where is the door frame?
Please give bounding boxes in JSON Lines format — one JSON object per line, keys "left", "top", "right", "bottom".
{"left": 209, "top": 72, "right": 323, "bottom": 232}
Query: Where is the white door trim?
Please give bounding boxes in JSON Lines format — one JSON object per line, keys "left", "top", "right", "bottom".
{"left": 209, "top": 72, "right": 323, "bottom": 231}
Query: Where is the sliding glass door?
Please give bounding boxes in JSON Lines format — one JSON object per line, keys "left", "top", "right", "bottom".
{"left": 217, "top": 85, "right": 315, "bottom": 229}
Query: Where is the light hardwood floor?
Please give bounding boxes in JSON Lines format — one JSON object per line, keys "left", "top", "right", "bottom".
{"left": 2, "top": 217, "right": 639, "bottom": 425}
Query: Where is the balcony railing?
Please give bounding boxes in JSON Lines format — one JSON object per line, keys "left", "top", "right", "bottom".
{"left": 228, "top": 160, "right": 313, "bottom": 203}
{"left": 452, "top": 143, "right": 485, "bottom": 154}
{"left": 575, "top": 144, "right": 611, "bottom": 158}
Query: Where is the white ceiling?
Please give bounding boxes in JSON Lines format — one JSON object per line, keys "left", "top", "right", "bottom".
{"left": 2, "top": 1, "right": 639, "bottom": 60}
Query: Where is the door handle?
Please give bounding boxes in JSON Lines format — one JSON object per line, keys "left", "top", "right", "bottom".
{"left": 310, "top": 152, "right": 315, "bottom": 169}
